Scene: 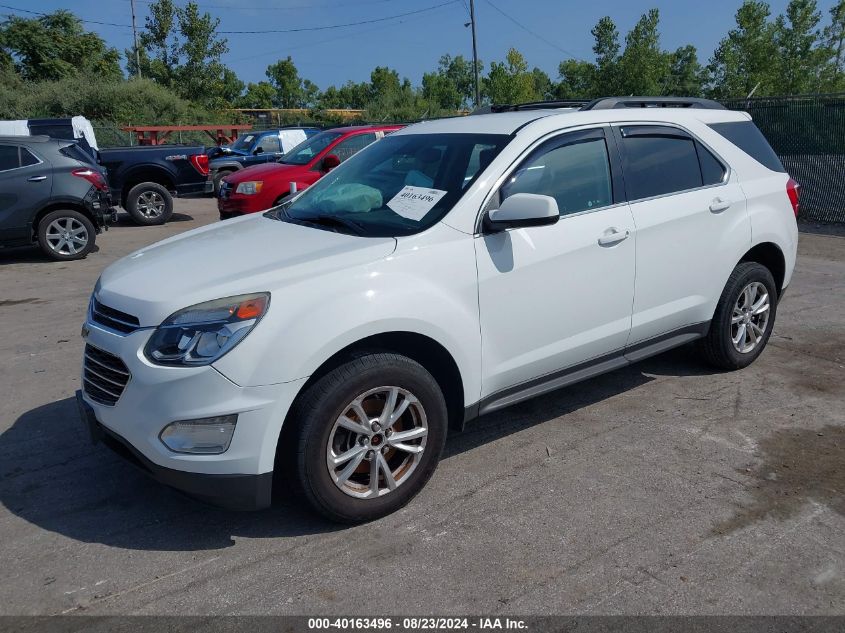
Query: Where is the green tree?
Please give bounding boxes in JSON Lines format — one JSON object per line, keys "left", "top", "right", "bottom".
{"left": 483, "top": 48, "right": 537, "bottom": 104}
{"left": 556, "top": 59, "right": 595, "bottom": 99}
{"left": 238, "top": 82, "right": 276, "bottom": 109}
{"left": 592, "top": 16, "right": 621, "bottom": 96}
{"left": 137, "top": 0, "right": 232, "bottom": 106}
{"left": 617, "top": 9, "right": 670, "bottom": 95}
{"left": 369, "top": 66, "right": 403, "bottom": 101}
{"left": 266, "top": 56, "right": 303, "bottom": 108}
{"left": 707, "top": 1, "right": 779, "bottom": 98}
{"left": 319, "top": 81, "right": 370, "bottom": 109}
{"left": 825, "top": 0, "right": 845, "bottom": 70}
{"left": 0, "top": 10, "right": 121, "bottom": 81}
{"left": 531, "top": 67, "right": 554, "bottom": 100}
{"left": 774, "top": 0, "right": 829, "bottom": 93}
{"left": 664, "top": 45, "right": 705, "bottom": 96}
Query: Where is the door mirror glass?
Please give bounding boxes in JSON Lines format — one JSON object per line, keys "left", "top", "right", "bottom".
{"left": 253, "top": 147, "right": 264, "bottom": 155}
{"left": 485, "top": 193, "right": 559, "bottom": 231}
{"left": 322, "top": 154, "right": 341, "bottom": 171}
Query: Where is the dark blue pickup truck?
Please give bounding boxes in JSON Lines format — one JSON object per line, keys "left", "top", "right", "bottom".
{"left": 98, "top": 145, "right": 211, "bottom": 225}
{"left": 208, "top": 127, "right": 319, "bottom": 193}
{"left": 16, "top": 118, "right": 212, "bottom": 225}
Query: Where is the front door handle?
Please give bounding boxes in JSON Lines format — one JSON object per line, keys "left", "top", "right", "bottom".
{"left": 27, "top": 176, "right": 47, "bottom": 182}
{"left": 598, "top": 228, "right": 630, "bottom": 246}
{"left": 710, "top": 197, "right": 731, "bottom": 213}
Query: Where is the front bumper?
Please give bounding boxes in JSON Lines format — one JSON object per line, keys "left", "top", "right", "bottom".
{"left": 78, "top": 321, "right": 308, "bottom": 509}
{"left": 77, "top": 391, "right": 273, "bottom": 510}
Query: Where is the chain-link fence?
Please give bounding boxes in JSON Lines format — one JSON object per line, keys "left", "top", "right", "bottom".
{"left": 722, "top": 94, "right": 845, "bottom": 224}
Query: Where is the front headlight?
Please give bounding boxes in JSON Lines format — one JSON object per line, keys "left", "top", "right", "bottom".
{"left": 235, "top": 181, "right": 263, "bottom": 195}
{"left": 144, "top": 293, "right": 270, "bottom": 366}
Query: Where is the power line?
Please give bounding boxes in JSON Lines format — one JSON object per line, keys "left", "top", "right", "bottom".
{"left": 483, "top": 0, "right": 585, "bottom": 61}
{"left": 216, "top": 1, "right": 459, "bottom": 34}
{"left": 0, "top": 1, "right": 459, "bottom": 35}
{"left": 0, "top": 4, "right": 134, "bottom": 28}
{"left": 135, "top": 0, "right": 399, "bottom": 10}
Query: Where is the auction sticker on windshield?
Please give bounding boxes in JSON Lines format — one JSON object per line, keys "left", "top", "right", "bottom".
{"left": 387, "top": 186, "right": 447, "bottom": 221}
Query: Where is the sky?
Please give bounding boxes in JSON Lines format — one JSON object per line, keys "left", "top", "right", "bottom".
{"left": 4, "top": 0, "right": 841, "bottom": 89}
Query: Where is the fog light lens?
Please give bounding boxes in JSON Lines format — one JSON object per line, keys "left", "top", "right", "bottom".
{"left": 159, "top": 415, "right": 238, "bottom": 454}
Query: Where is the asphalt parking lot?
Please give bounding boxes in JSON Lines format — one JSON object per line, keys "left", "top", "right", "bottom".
{"left": 1, "top": 198, "right": 843, "bottom": 615}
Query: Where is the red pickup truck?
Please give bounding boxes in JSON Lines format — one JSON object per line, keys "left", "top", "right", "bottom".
{"left": 218, "top": 124, "right": 403, "bottom": 219}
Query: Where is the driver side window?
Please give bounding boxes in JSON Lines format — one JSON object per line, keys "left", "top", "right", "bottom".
{"left": 500, "top": 131, "right": 614, "bottom": 217}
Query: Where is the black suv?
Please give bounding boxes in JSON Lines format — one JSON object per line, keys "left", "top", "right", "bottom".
{"left": 0, "top": 136, "right": 113, "bottom": 260}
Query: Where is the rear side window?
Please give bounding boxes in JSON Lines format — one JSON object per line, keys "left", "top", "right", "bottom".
{"left": 60, "top": 143, "right": 95, "bottom": 165}
{"left": 696, "top": 141, "right": 727, "bottom": 185}
{"left": 619, "top": 127, "right": 702, "bottom": 199}
{"left": 708, "top": 121, "right": 785, "bottom": 173}
{"left": 20, "top": 148, "right": 39, "bottom": 167}
{"left": 0, "top": 145, "right": 20, "bottom": 171}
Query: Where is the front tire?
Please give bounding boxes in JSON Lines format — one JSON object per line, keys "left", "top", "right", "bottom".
{"left": 699, "top": 262, "right": 778, "bottom": 370}
{"left": 125, "top": 182, "right": 173, "bottom": 225}
{"left": 286, "top": 353, "right": 448, "bottom": 523}
{"left": 37, "top": 210, "right": 96, "bottom": 261}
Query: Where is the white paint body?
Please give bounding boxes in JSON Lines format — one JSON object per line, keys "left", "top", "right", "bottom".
{"left": 82, "top": 106, "right": 798, "bottom": 479}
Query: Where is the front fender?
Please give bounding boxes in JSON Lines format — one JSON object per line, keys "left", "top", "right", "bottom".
{"left": 212, "top": 224, "right": 482, "bottom": 407}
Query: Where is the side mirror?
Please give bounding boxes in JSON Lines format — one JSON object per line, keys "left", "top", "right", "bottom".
{"left": 253, "top": 147, "right": 264, "bottom": 155}
{"left": 322, "top": 154, "right": 341, "bottom": 171}
{"left": 484, "top": 193, "right": 560, "bottom": 232}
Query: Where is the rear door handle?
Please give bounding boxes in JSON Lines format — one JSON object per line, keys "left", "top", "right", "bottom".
{"left": 710, "top": 197, "right": 731, "bottom": 213}
{"left": 598, "top": 228, "right": 630, "bottom": 246}
{"left": 27, "top": 176, "right": 47, "bottom": 182}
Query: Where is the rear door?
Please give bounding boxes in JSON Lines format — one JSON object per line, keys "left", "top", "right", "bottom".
{"left": 0, "top": 143, "right": 52, "bottom": 243}
{"left": 612, "top": 124, "right": 750, "bottom": 346}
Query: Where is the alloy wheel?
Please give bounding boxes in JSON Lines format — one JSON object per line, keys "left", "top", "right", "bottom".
{"left": 326, "top": 386, "right": 428, "bottom": 499}
{"left": 45, "top": 217, "right": 89, "bottom": 256}
{"left": 137, "top": 191, "right": 166, "bottom": 218}
{"left": 731, "top": 281, "right": 770, "bottom": 353}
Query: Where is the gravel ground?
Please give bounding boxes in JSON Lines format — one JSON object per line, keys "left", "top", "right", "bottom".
{"left": 0, "top": 198, "right": 843, "bottom": 615}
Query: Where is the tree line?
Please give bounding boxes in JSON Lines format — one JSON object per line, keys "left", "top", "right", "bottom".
{"left": 1, "top": 0, "right": 844, "bottom": 128}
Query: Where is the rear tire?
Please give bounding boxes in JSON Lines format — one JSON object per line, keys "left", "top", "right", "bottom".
{"left": 125, "top": 182, "right": 173, "bottom": 225}
{"left": 699, "top": 262, "right": 778, "bottom": 370}
{"left": 37, "top": 209, "right": 96, "bottom": 261}
{"left": 285, "top": 353, "right": 448, "bottom": 523}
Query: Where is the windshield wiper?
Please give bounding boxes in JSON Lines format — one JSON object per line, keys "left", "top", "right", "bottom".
{"left": 294, "top": 214, "right": 366, "bottom": 236}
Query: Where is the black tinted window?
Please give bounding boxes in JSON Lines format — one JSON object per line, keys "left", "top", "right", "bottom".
{"left": 0, "top": 145, "right": 19, "bottom": 171}
{"left": 696, "top": 142, "right": 727, "bottom": 185}
{"left": 620, "top": 129, "right": 702, "bottom": 199}
{"left": 708, "top": 121, "right": 785, "bottom": 172}
{"left": 59, "top": 143, "right": 95, "bottom": 165}
{"left": 502, "top": 136, "right": 613, "bottom": 216}
{"left": 19, "top": 148, "right": 39, "bottom": 167}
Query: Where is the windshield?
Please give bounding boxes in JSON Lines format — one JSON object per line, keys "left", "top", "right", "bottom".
{"left": 231, "top": 134, "right": 256, "bottom": 152}
{"left": 280, "top": 133, "right": 509, "bottom": 237}
{"left": 280, "top": 131, "right": 343, "bottom": 165}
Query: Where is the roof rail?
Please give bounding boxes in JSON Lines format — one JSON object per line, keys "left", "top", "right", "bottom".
{"left": 470, "top": 100, "right": 590, "bottom": 115}
{"left": 581, "top": 96, "right": 726, "bottom": 110}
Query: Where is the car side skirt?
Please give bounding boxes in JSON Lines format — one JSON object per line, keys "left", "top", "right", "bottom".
{"left": 463, "top": 322, "right": 710, "bottom": 424}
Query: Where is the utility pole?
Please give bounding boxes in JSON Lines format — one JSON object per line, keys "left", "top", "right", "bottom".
{"left": 469, "top": 0, "right": 480, "bottom": 108}
{"left": 130, "top": 0, "right": 142, "bottom": 79}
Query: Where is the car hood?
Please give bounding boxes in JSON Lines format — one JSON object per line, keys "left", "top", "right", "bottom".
{"left": 97, "top": 214, "right": 397, "bottom": 327}
{"left": 226, "top": 161, "right": 308, "bottom": 182}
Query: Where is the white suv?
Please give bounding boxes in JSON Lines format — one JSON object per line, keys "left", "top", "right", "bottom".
{"left": 77, "top": 97, "right": 799, "bottom": 522}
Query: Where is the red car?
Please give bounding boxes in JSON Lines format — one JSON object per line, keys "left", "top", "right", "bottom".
{"left": 218, "top": 124, "right": 404, "bottom": 219}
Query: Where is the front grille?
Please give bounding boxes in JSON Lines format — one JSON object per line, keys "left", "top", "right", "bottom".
{"left": 83, "top": 344, "right": 130, "bottom": 406}
{"left": 90, "top": 298, "right": 140, "bottom": 334}
{"left": 219, "top": 181, "right": 232, "bottom": 199}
